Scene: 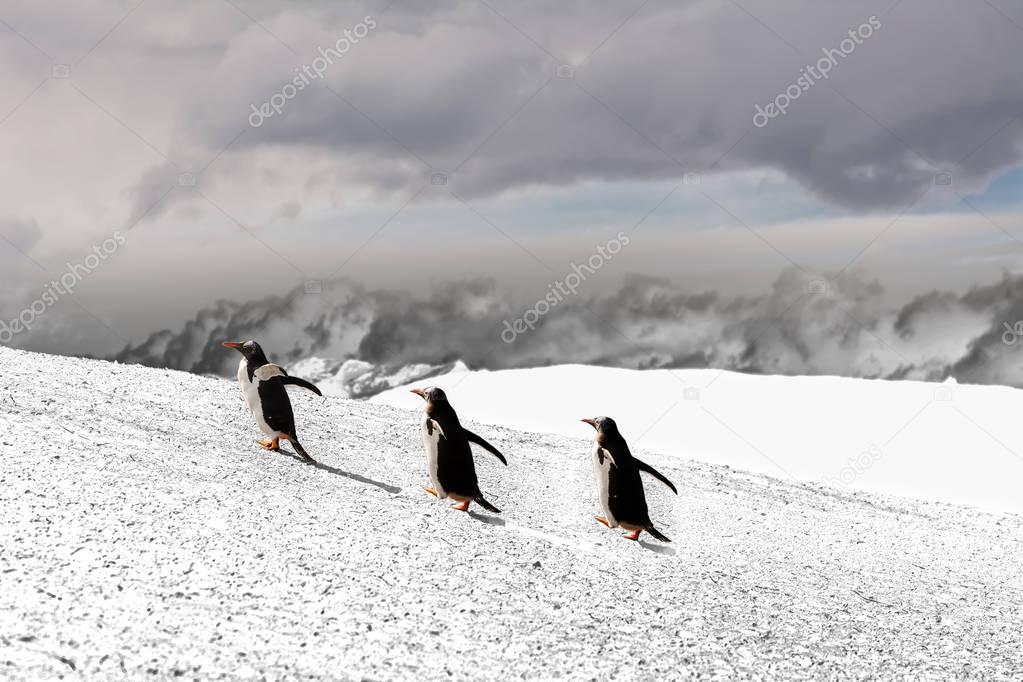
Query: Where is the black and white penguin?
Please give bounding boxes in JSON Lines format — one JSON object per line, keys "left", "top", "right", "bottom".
{"left": 411, "top": 386, "right": 507, "bottom": 513}
{"left": 222, "top": 340, "right": 322, "bottom": 462}
{"left": 582, "top": 416, "right": 677, "bottom": 542}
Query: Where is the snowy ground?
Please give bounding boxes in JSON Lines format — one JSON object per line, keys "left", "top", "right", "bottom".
{"left": 2, "top": 347, "right": 1022, "bottom": 679}
{"left": 373, "top": 364, "right": 1023, "bottom": 514}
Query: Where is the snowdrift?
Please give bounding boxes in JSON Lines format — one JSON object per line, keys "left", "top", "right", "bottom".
{"left": 1, "top": 347, "right": 1021, "bottom": 679}
{"left": 373, "top": 365, "right": 1023, "bottom": 514}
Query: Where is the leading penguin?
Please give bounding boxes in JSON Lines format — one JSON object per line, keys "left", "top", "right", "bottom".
{"left": 582, "top": 416, "right": 677, "bottom": 542}
{"left": 411, "top": 387, "right": 507, "bottom": 513}
{"left": 222, "top": 340, "right": 322, "bottom": 462}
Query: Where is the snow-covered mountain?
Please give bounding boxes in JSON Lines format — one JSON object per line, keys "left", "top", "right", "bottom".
{"left": 373, "top": 365, "right": 1023, "bottom": 515}
{"left": 2, "top": 347, "right": 1022, "bottom": 679}
{"left": 286, "top": 356, "right": 469, "bottom": 399}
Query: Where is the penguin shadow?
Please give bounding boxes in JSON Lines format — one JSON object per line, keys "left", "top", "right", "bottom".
{"left": 278, "top": 450, "right": 402, "bottom": 494}
{"left": 467, "top": 510, "right": 506, "bottom": 527}
{"left": 639, "top": 541, "right": 676, "bottom": 556}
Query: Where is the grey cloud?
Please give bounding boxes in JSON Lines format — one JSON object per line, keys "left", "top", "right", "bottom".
{"left": 4, "top": 0, "right": 1017, "bottom": 222}
{"left": 0, "top": 217, "right": 43, "bottom": 252}
{"left": 94, "top": 0, "right": 1023, "bottom": 214}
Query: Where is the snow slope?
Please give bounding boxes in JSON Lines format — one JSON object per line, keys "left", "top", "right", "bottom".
{"left": 372, "top": 365, "right": 1023, "bottom": 514}
{"left": 2, "top": 347, "right": 1022, "bottom": 679}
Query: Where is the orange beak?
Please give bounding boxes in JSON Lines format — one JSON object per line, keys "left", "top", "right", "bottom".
{"left": 581, "top": 418, "right": 596, "bottom": 427}
{"left": 410, "top": 388, "right": 426, "bottom": 398}
{"left": 222, "top": 342, "right": 243, "bottom": 350}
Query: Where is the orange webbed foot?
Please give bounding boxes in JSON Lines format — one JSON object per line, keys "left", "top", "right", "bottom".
{"left": 423, "top": 487, "right": 439, "bottom": 498}
{"left": 258, "top": 438, "right": 280, "bottom": 452}
{"left": 594, "top": 516, "right": 611, "bottom": 528}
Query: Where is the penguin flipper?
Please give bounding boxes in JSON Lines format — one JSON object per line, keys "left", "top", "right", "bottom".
{"left": 636, "top": 458, "right": 677, "bottom": 494}
{"left": 464, "top": 429, "right": 507, "bottom": 465}
{"left": 645, "top": 526, "right": 671, "bottom": 543}
{"left": 280, "top": 375, "right": 323, "bottom": 396}
{"left": 598, "top": 447, "right": 617, "bottom": 468}
{"left": 473, "top": 494, "right": 501, "bottom": 514}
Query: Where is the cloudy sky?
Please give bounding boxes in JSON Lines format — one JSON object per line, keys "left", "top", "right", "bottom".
{"left": 4, "top": 0, "right": 1023, "bottom": 381}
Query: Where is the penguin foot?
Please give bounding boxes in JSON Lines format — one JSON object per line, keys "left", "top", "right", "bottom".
{"left": 258, "top": 438, "right": 280, "bottom": 452}
{"left": 451, "top": 499, "right": 471, "bottom": 512}
{"left": 593, "top": 516, "right": 611, "bottom": 528}
{"left": 423, "top": 487, "right": 439, "bottom": 498}
{"left": 624, "top": 530, "right": 642, "bottom": 541}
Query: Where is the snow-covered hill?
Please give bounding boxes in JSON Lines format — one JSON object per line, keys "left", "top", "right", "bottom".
{"left": 373, "top": 365, "right": 1023, "bottom": 514}
{"left": 286, "top": 356, "right": 468, "bottom": 399}
{"left": 2, "top": 348, "right": 1022, "bottom": 679}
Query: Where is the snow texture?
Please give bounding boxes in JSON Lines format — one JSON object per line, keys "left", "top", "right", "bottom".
{"left": 1, "top": 347, "right": 1022, "bottom": 680}
{"left": 373, "top": 364, "right": 1023, "bottom": 514}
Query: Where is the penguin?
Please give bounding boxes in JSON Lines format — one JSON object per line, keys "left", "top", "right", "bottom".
{"left": 582, "top": 416, "right": 677, "bottom": 542}
{"left": 222, "top": 340, "right": 322, "bottom": 462}
{"left": 410, "top": 386, "right": 507, "bottom": 513}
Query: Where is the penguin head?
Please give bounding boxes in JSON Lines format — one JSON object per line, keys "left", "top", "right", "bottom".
{"left": 581, "top": 416, "right": 619, "bottom": 436}
{"left": 221, "top": 340, "right": 268, "bottom": 365}
{"left": 410, "top": 386, "right": 447, "bottom": 403}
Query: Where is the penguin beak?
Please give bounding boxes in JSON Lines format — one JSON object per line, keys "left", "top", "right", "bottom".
{"left": 581, "top": 418, "right": 597, "bottom": 428}
{"left": 221, "top": 342, "right": 243, "bottom": 351}
{"left": 410, "top": 388, "right": 426, "bottom": 399}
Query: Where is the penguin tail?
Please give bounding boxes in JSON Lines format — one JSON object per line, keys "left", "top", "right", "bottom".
{"left": 288, "top": 436, "right": 316, "bottom": 464}
{"left": 473, "top": 495, "right": 501, "bottom": 514}
{"left": 645, "top": 526, "right": 671, "bottom": 543}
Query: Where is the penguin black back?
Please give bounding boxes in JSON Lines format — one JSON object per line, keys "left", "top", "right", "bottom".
{"left": 413, "top": 387, "right": 507, "bottom": 513}
{"left": 223, "top": 341, "right": 320, "bottom": 462}
{"left": 428, "top": 395, "right": 481, "bottom": 498}
{"left": 251, "top": 364, "right": 315, "bottom": 462}
{"left": 254, "top": 365, "right": 299, "bottom": 438}
{"left": 584, "top": 416, "right": 677, "bottom": 542}
{"left": 595, "top": 419, "right": 652, "bottom": 525}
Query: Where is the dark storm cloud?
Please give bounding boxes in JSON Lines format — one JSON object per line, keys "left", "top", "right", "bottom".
{"left": 160, "top": 0, "right": 1023, "bottom": 210}
{"left": 4, "top": 0, "right": 1021, "bottom": 228}
{"left": 112, "top": 269, "right": 1023, "bottom": 389}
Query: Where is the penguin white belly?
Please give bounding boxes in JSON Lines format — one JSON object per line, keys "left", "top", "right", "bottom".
{"left": 421, "top": 413, "right": 447, "bottom": 498}
{"left": 592, "top": 442, "right": 618, "bottom": 527}
{"left": 237, "top": 359, "right": 278, "bottom": 437}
